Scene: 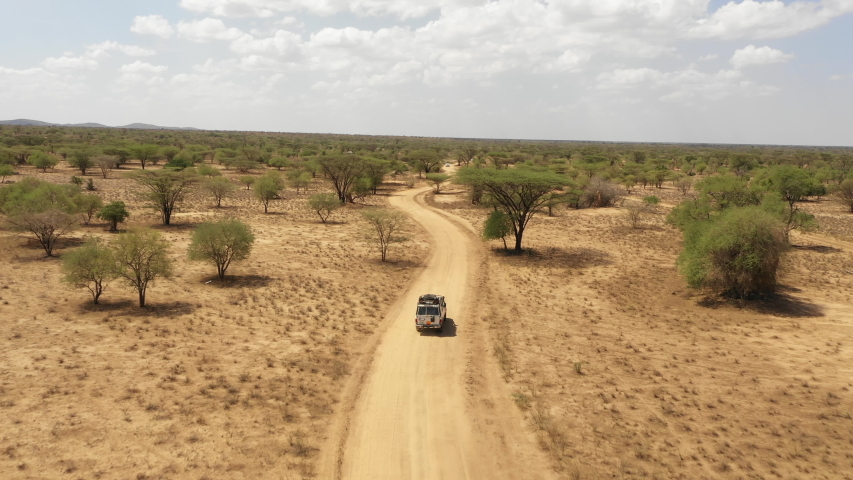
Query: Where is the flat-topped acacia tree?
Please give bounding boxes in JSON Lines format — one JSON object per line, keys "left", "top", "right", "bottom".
{"left": 127, "top": 169, "right": 197, "bottom": 225}
{"left": 456, "top": 167, "right": 570, "bottom": 252}
{"left": 317, "top": 155, "right": 366, "bottom": 203}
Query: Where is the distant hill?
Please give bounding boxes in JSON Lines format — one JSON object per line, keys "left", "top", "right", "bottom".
{"left": 117, "top": 123, "right": 197, "bottom": 130}
{"left": 0, "top": 119, "right": 55, "bottom": 126}
{"left": 0, "top": 119, "right": 198, "bottom": 131}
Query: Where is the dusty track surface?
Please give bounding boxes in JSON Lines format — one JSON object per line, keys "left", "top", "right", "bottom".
{"left": 317, "top": 187, "right": 554, "bottom": 480}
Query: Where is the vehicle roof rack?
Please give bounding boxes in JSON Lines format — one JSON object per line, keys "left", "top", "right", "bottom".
{"left": 418, "top": 294, "right": 440, "bottom": 304}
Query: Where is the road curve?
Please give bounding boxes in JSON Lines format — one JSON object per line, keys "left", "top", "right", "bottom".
{"left": 316, "top": 187, "right": 556, "bottom": 480}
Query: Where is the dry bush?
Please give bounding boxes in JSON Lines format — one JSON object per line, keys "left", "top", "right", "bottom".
{"left": 581, "top": 177, "right": 621, "bottom": 208}
{"left": 624, "top": 202, "right": 647, "bottom": 228}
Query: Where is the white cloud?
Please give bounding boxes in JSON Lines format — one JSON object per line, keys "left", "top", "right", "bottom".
{"left": 42, "top": 55, "right": 99, "bottom": 71}
{"left": 178, "top": 0, "right": 481, "bottom": 19}
{"left": 7, "top": 0, "right": 853, "bottom": 144}
{"left": 690, "top": 0, "right": 853, "bottom": 39}
{"left": 131, "top": 15, "right": 175, "bottom": 38}
{"left": 230, "top": 30, "right": 303, "bottom": 58}
{"left": 40, "top": 41, "right": 156, "bottom": 72}
{"left": 730, "top": 45, "right": 794, "bottom": 69}
{"left": 163, "top": 0, "right": 848, "bottom": 90}
{"left": 596, "top": 66, "right": 778, "bottom": 104}
{"left": 120, "top": 61, "right": 169, "bottom": 73}
{"left": 830, "top": 74, "right": 853, "bottom": 81}
{"left": 178, "top": 18, "right": 244, "bottom": 42}
{"left": 117, "top": 62, "right": 169, "bottom": 87}
{"left": 597, "top": 68, "right": 664, "bottom": 90}
{"left": 179, "top": 0, "right": 275, "bottom": 18}
{"left": 87, "top": 41, "right": 156, "bottom": 58}
{"left": 0, "top": 66, "right": 88, "bottom": 100}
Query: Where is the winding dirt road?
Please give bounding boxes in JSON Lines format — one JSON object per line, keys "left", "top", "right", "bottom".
{"left": 317, "top": 188, "right": 555, "bottom": 480}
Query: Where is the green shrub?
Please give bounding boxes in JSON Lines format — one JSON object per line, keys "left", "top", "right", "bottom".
{"left": 307, "top": 193, "right": 340, "bottom": 223}
{"left": 676, "top": 206, "right": 786, "bottom": 298}
{"left": 482, "top": 210, "right": 512, "bottom": 250}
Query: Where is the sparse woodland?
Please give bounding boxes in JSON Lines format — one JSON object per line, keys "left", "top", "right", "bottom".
{"left": 2, "top": 124, "right": 853, "bottom": 479}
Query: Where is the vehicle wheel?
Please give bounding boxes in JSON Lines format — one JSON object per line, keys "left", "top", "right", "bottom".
{"left": 437, "top": 325, "right": 443, "bottom": 333}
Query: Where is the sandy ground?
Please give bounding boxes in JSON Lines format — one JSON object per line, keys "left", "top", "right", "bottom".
{"left": 0, "top": 163, "right": 432, "bottom": 479}
{"left": 5, "top": 161, "right": 853, "bottom": 479}
{"left": 317, "top": 187, "right": 554, "bottom": 480}
{"left": 431, "top": 184, "right": 853, "bottom": 479}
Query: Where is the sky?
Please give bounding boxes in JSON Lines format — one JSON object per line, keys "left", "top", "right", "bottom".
{"left": 0, "top": 0, "right": 851, "bottom": 146}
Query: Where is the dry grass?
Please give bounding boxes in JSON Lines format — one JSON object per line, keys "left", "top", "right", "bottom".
{"left": 0, "top": 162, "right": 428, "bottom": 479}
{"left": 436, "top": 183, "right": 853, "bottom": 479}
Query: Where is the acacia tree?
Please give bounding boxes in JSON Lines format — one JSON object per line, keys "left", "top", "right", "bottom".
{"left": 94, "top": 155, "right": 117, "bottom": 178}
{"left": 0, "top": 164, "right": 14, "bottom": 183}
{"left": 73, "top": 193, "right": 103, "bottom": 225}
{"left": 28, "top": 152, "right": 58, "bottom": 172}
{"left": 308, "top": 193, "right": 340, "bottom": 223}
{"left": 362, "top": 209, "right": 407, "bottom": 262}
{"left": 318, "top": 155, "right": 366, "bottom": 203}
{"left": 98, "top": 201, "right": 130, "bottom": 231}
{"left": 755, "top": 165, "right": 823, "bottom": 241}
{"left": 69, "top": 149, "right": 95, "bottom": 175}
{"left": 362, "top": 159, "right": 391, "bottom": 194}
{"left": 204, "top": 177, "right": 236, "bottom": 207}
{"left": 287, "top": 170, "right": 312, "bottom": 194}
{"left": 839, "top": 179, "right": 853, "bottom": 212}
{"left": 187, "top": 219, "right": 255, "bottom": 279}
{"left": 408, "top": 149, "right": 442, "bottom": 177}
{"left": 112, "top": 228, "right": 172, "bottom": 307}
{"left": 239, "top": 176, "right": 256, "bottom": 190}
{"left": 128, "top": 170, "right": 197, "bottom": 225}
{"left": 456, "top": 168, "right": 569, "bottom": 252}
{"left": 160, "top": 146, "right": 181, "bottom": 163}
{"left": 0, "top": 178, "right": 79, "bottom": 256}
{"left": 61, "top": 238, "right": 116, "bottom": 304}
{"left": 253, "top": 171, "right": 284, "bottom": 213}
{"left": 456, "top": 145, "right": 479, "bottom": 166}
{"left": 129, "top": 144, "right": 160, "bottom": 170}
{"left": 482, "top": 210, "right": 511, "bottom": 250}
{"left": 426, "top": 173, "right": 451, "bottom": 193}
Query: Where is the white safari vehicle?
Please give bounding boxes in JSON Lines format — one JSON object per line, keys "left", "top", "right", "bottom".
{"left": 415, "top": 294, "right": 446, "bottom": 332}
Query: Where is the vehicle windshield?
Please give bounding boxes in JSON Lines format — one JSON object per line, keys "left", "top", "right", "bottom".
{"left": 417, "top": 306, "right": 440, "bottom": 316}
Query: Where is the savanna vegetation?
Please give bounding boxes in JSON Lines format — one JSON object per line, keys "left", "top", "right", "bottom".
{"left": 1, "top": 123, "right": 852, "bottom": 479}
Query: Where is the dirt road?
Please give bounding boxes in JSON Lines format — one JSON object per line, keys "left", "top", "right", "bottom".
{"left": 317, "top": 187, "right": 554, "bottom": 480}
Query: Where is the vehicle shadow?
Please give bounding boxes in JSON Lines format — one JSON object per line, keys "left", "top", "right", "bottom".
{"left": 420, "top": 318, "right": 457, "bottom": 338}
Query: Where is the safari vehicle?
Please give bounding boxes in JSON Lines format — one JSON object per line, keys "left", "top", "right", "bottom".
{"left": 415, "top": 294, "right": 446, "bottom": 332}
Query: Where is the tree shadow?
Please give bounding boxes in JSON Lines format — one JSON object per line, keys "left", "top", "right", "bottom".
{"left": 419, "top": 318, "right": 457, "bottom": 338}
{"left": 150, "top": 222, "right": 198, "bottom": 232}
{"left": 126, "top": 301, "right": 199, "bottom": 318}
{"left": 697, "top": 287, "right": 824, "bottom": 319}
{"left": 17, "top": 236, "right": 87, "bottom": 254}
{"left": 792, "top": 244, "right": 843, "bottom": 254}
{"left": 611, "top": 224, "right": 667, "bottom": 234}
{"left": 207, "top": 274, "right": 273, "bottom": 289}
{"left": 77, "top": 299, "right": 136, "bottom": 313}
{"left": 495, "top": 246, "right": 613, "bottom": 269}
{"left": 365, "top": 258, "right": 423, "bottom": 269}
{"left": 748, "top": 292, "right": 825, "bottom": 318}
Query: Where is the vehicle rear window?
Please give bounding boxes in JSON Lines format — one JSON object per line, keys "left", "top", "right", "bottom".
{"left": 419, "top": 306, "right": 440, "bottom": 316}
